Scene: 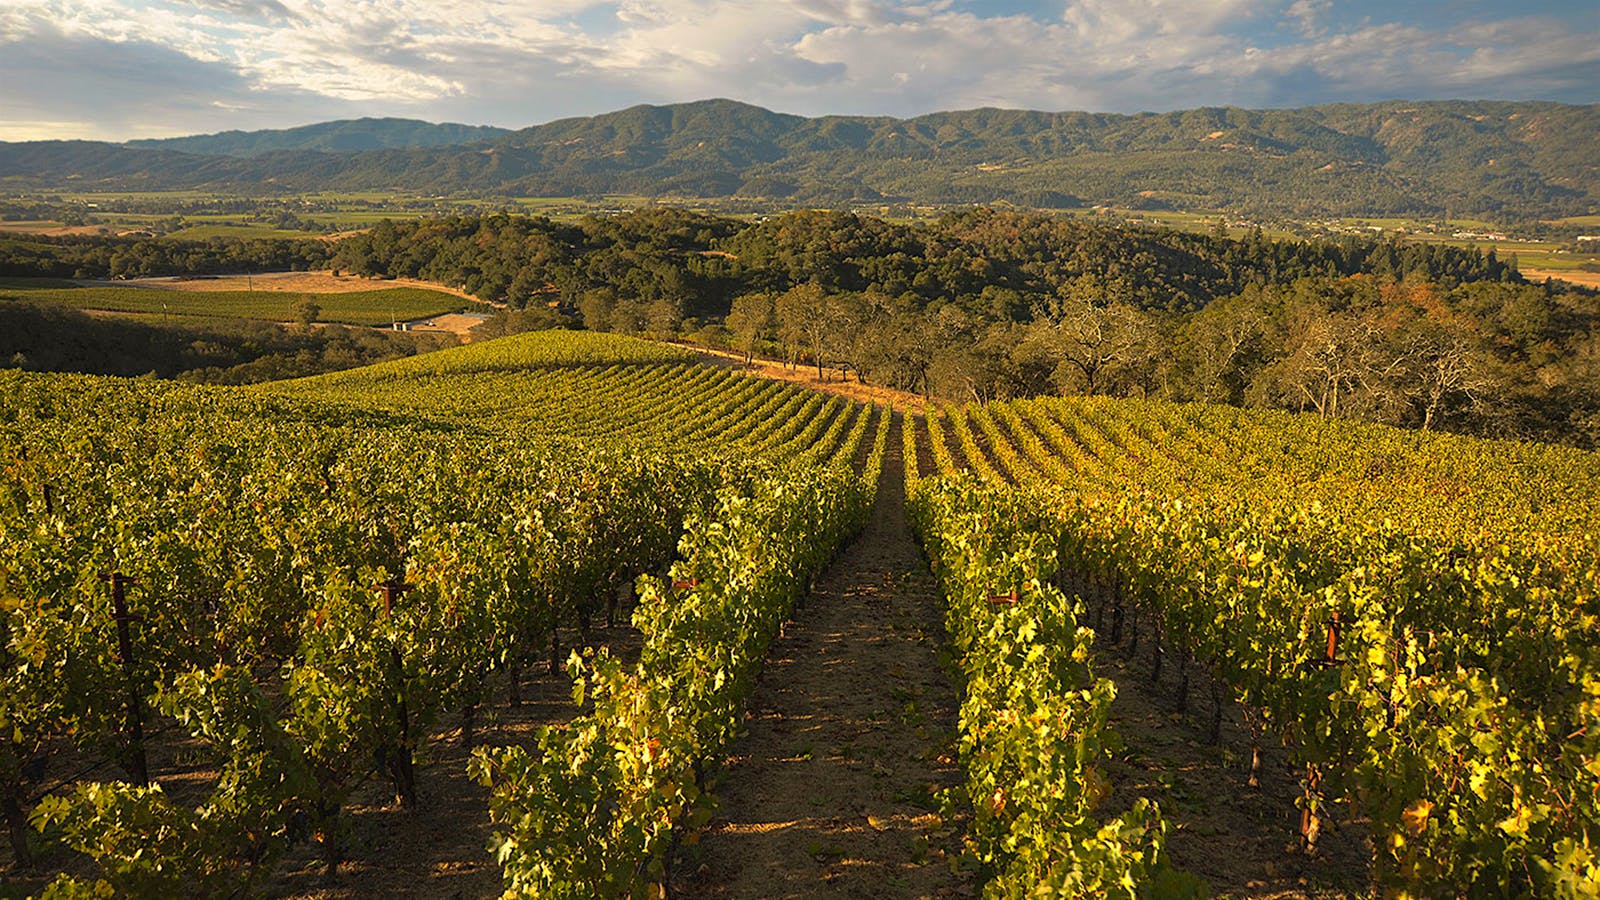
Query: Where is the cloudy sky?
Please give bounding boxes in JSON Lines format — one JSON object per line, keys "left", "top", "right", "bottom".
{"left": 2, "top": 0, "right": 1596, "bottom": 141}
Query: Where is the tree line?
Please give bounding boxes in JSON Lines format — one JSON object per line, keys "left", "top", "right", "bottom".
{"left": 3, "top": 207, "right": 1591, "bottom": 445}
{"left": 325, "top": 208, "right": 1594, "bottom": 444}
{"left": 729, "top": 275, "right": 1595, "bottom": 447}
{"left": 0, "top": 300, "right": 451, "bottom": 383}
{"left": 0, "top": 233, "right": 331, "bottom": 280}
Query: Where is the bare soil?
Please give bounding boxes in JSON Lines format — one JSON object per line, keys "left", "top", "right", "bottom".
{"left": 399, "top": 312, "right": 491, "bottom": 340}
{"left": 687, "top": 347, "right": 928, "bottom": 413}
{"left": 0, "top": 222, "right": 115, "bottom": 237}
{"left": 1520, "top": 267, "right": 1600, "bottom": 289}
{"left": 99, "top": 271, "right": 488, "bottom": 303}
{"left": 673, "top": 414, "right": 973, "bottom": 899}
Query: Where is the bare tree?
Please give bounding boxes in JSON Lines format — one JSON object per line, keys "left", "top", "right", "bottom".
{"left": 776, "top": 283, "right": 831, "bottom": 380}
{"left": 725, "top": 292, "right": 775, "bottom": 365}
{"left": 1378, "top": 317, "right": 1493, "bottom": 431}
{"left": 1252, "top": 308, "right": 1374, "bottom": 419}
{"left": 1028, "top": 293, "right": 1156, "bottom": 396}
{"left": 1180, "top": 291, "right": 1270, "bottom": 403}
{"left": 825, "top": 291, "right": 871, "bottom": 382}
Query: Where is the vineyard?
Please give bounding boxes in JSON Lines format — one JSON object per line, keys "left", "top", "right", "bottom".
{"left": 0, "top": 331, "right": 888, "bottom": 897}
{"left": 905, "top": 396, "right": 1599, "bottom": 895}
{"left": 1, "top": 328, "right": 1596, "bottom": 898}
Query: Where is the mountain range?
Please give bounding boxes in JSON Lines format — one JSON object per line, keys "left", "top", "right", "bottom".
{"left": 2, "top": 99, "right": 1595, "bottom": 220}
{"left": 124, "top": 117, "right": 510, "bottom": 156}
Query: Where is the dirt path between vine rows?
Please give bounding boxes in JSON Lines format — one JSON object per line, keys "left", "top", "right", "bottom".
{"left": 674, "top": 413, "right": 974, "bottom": 899}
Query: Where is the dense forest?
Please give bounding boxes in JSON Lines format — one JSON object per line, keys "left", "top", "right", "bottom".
{"left": 322, "top": 208, "right": 1596, "bottom": 447}
{"left": 3, "top": 99, "right": 1595, "bottom": 219}
{"left": 328, "top": 208, "right": 1520, "bottom": 313}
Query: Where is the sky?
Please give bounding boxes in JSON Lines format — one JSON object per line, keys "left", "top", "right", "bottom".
{"left": 1, "top": 0, "right": 1596, "bottom": 142}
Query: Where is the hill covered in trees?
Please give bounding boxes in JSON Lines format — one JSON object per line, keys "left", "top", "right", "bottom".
{"left": 4, "top": 207, "right": 1593, "bottom": 445}
{"left": 3, "top": 99, "right": 1595, "bottom": 220}
{"left": 325, "top": 208, "right": 1596, "bottom": 447}
{"left": 125, "top": 118, "right": 510, "bottom": 156}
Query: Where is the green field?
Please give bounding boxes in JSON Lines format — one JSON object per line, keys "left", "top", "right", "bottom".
{"left": 24, "top": 190, "right": 662, "bottom": 233}
{"left": 0, "top": 284, "right": 464, "bottom": 325}
{"left": 163, "top": 223, "right": 315, "bottom": 240}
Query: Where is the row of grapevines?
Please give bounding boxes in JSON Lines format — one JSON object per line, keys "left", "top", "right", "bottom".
{"left": 6, "top": 426, "right": 717, "bottom": 894}
{"left": 1017, "top": 395, "right": 1600, "bottom": 550}
{"left": 930, "top": 392, "right": 1599, "bottom": 895}
{"left": 907, "top": 474, "right": 1186, "bottom": 898}
{"left": 1036, "top": 485, "right": 1599, "bottom": 895}
{"left": 278, "top": 357, "right": 866, "bottom": 464}
{"left": 0, "top": 354, "right": 860, "bottom": 893}
{"left": 471, "top": 458, "right": 877, "bottom": 897}
{"left": 925, "top": 406, "right": 960, "bottom": 476}
{"left": 314, "top": 330, "right": 697, "bottom": 381}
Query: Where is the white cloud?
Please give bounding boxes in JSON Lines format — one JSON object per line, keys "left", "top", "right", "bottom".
{"left": 1205, "top": 16, "right": 1600, "bottom": 107}
{"left": 175, "top": 0, "right": 297, "bottom": 20}
{"left": 0, "top": 0, "right": 1593, "bottom": 141}
{"left": 1284, "top": 0, "right": 1329, "bottom": 38}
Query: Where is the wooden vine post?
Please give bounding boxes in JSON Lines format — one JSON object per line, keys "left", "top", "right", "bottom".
{"left": 1109, "top": 575, "right": 1125, "bottom": 644}
{"left": 985, "top": 589, "right": 1019, "bottom": 606}
{"left": 17, "top": 446, "right": 54, "bottom": 517}
{"left": 1301, "top": 611, "right": 1340, "bottom": 851}
{"left": 374, "top": 578, "right": 418, "bottom": 809}
{"left": 0, "top": 632, "right": 31, "bottom": 867}
{"left": 106, "top": 572, "right": 149, "bottom": 785}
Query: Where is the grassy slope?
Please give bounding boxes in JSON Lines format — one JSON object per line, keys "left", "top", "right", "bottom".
{"left": 0, "top": 285, "right": 464, "bottom": 325}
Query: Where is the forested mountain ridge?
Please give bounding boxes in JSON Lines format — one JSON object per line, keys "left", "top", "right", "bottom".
{"left": 125, "top": 118, "right": 510, "bottom": 156}
{"left": 3, "top": 99, "right": 1595, "bottom": 219}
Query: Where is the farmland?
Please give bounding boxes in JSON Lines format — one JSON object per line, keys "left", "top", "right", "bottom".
{"left": 1, "top": 324, "right": 1595, "bottom": 898}
{"left": 903, "top": 396, "right": 1599, "bottom": 895}
{"left": 9, "top": 185, "right": 1597, "bottom": 290}
{"left": 0, "top": 282, "right": 467, "bottom": 326}
{"left": 0, "top": 331, "right": 891, "bottom": 897}
{"left": 0, "top": 190, "right": 655, "bottom": 239}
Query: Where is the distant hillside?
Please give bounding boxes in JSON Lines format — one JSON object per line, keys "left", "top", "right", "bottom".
{"left": 125, "top": 117, "right": 509, "bottom": 156}
{"left": 4, "top": 99, "right": 1596, "bottom": 220}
